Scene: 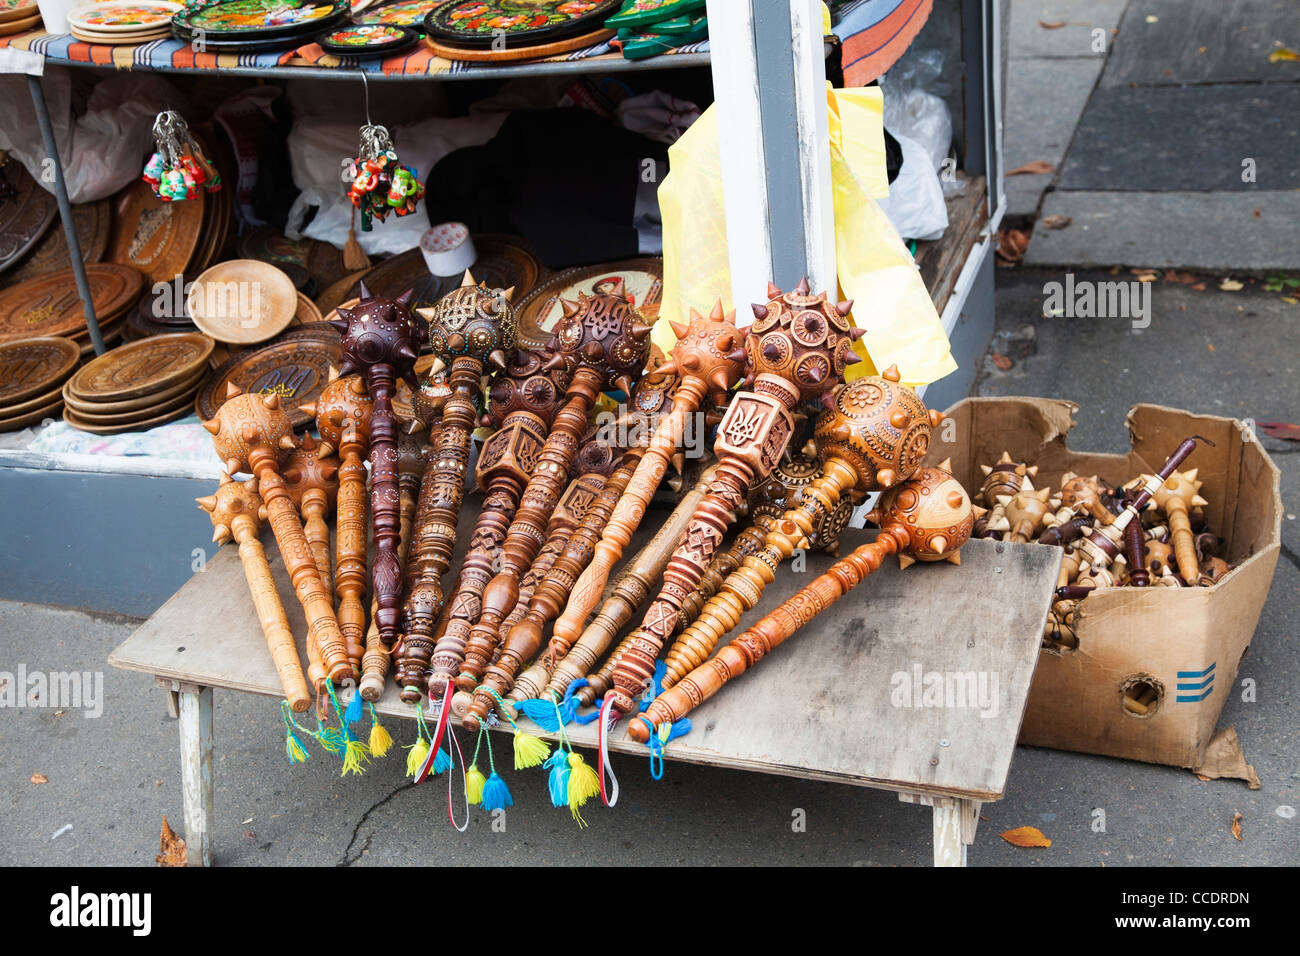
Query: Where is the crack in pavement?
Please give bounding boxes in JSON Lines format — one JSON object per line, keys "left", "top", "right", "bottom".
{"left": 338, "top": 782, "right": 416, "bottom": 866}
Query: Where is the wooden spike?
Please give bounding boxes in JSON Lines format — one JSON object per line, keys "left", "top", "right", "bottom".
{"left": 225, "top": 382, "right": 243, "bottom": 398}
{"left": 946, "top": 551, "right": 962, "bottom": 565}
{"left": 212, "top": 523, "right": 230, "bottom": 545}
{"left": 794, "top": 276, "right": 810, "bottom": 295}
{"left": 997, "top": 451, "right": 1013, "bottom": 464}
{"left": 929, "top": 409, "right": 945, "bottom": 428}
{"left": 937, "top": 457, "right": 953, "bottom": 473}
{"left": 1184, "top": 468, "right": 1198, "bottom": 483}
{"left": 929, "top": 535, "right": 948, "bottom": 555}
{"left": 559, "top": 297, "right": 580, "bottom": 318}
{"left": 668, "top": 319, "right": 689, "bottom": 339}
{"left": 710, "top": 299, "right": 725, "bottom": 320}
{"left": 751, "top": 302, "right": 769, "bottom": 322}
{"left": 501, "top": 286, "right": 515, "bottom": 303}
{"left": 225, "top": 458, "right": 242, "bottom": 477}
{"left": 836, "top": 299, "right": 853, "bottom": 316}
{"left": 980, "top": 464, "right": 993, "bottom": 476}
{"left": 195, "top": 494, "right": 217, "bottom": 512}
{"left": 881, "top": 363, "right": 901, "bottom": 382}
{"left": 461, "top": 269, "right": 476, "bottom": 288}
{"left": 766, "top": 281, "right": 783, "bottom": 299}
{"left": 201, "top": 418, "right": 220, "bottom": 435}
{"left": 1191, "top": 495, "right": 1209, "bottom": 507}
{"left": 898, "top": 553, "right": 916, "bottom": 570}
{"left": 278, "top": 435, "right": 297, "bottom": 451}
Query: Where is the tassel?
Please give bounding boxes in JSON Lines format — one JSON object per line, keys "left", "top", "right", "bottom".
{"left": 512, "top": 697, "right": 566, "bottom": 731}
{"left": 513, "top": 730, "right": 551, "bottom": 770}
{"left": 285, "top": 729, "right": 310, "bottom": 765}
{"left": 659, "top": 718, "right": 692, "bottom": 743}
{"left": 369, "top": 720, "right": 393, "bottom": 758}
{"left": 405, "top": 737, "right": 430, "bottom": 778}
{"left": 480, "top": 771, "right": 513, "bottom": 812}
{"left": 344, "top": 690, "right": 363, "bottom": 726}
{"left": 316, "top": 725, "right": 344, "bottom": 754}
{"left": 433, "top": 746, "right": 452, "bottom": 775}
{"left": 343, "top": 207, "right": 370, "bottom": 271}
{"left": 566, "top": 752, "right": 600, "bottom": 827}
{"left": 544, "top": 750, "right": 570, "bottom": 808}
{"left": 341, "top": 739, "right": 369, "bottom": 776}
{"left": 465, "top": 764, "right": 486, "bottom": 805}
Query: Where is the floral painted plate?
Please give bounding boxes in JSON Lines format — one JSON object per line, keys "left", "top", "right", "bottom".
{"left": 67, "top": 1, "right": 181, "bottom": 33}
{"left": 422, "top": 0, "right": 622, "bottom": 49}
{"left": 355, "top": 0, "right": 438, "bottom": 26}
{"left": 317, "top": 21, "right": 418, "bottom": 55}
{"left": 172, "top": 0, "right": 349, "bottom": 39}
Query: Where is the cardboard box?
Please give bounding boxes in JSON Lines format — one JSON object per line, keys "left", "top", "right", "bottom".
{"left": 926, "top": 399, "right": 1282, "bottom": 768}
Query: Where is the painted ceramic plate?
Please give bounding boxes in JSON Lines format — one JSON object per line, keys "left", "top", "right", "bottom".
{"left": 67, "top": 332, "right": 214, "bottom": 401}
{"left": 188, "top": 259, "right": 298, "bottom": 345}
{"left": 604, "top": 0, "right": 702, "bottom": 29}
{"left": 0, "top": 159, "right": 57, "bottom": 275}
{"left": 194, "top": 330, "right": 342, "bottom": 430}
{"left": 0, "top": 336, "right": 81, "bottom": 406}
{"left": 173, "top": 0, "right": 348, "bottom": 37}
{"left": 0, "top": 264, "right": 143, "bottom": 344}
{"left": 513, "top": 256, "right": 660, "bottom": 350}
{"left": 67, "top": 1, "right": 181, "bottom": 32}
{"left": 426, "top": 24, "right": 608, "bottom": 60}
{"left": 356, "top": 0, "right": 437, "bottom": 26}
{"left": 318, "top": 22, "right": 419, "bottom": 55}
{"left": 423, "top": 0, "right": 622, "bottom": 49}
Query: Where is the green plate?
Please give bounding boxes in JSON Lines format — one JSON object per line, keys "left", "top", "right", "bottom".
{"left": 604, "top": 0, "right": 702, "bottom": 30}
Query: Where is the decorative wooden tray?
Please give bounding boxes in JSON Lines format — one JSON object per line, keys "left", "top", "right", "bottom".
{"left": 0, "top": 336, "right": 80, "bottom": 406}
{"left": 0, "top": 263, "right": 143, "bottom": 344}
{"left": 0, "top": 158, "right": 57, "bottom": 275}
{"left": 66, "top": 332, "right": 214, "bottom": 402}
{"left": 107, "top": 180, "right": 207, "bottom": 286}
{"left": 194, "top": 329, "right": 342, "bottom": 430}
{"left": 422, "top": 0, "right": 621, "bottom": 48}
{"left": 5, "top": 199, "right": 110, "bottom": 285}
{"left": 426, "top": 26, "right": 613, "bottom": 61}
{"left": 513, "top": 255, "right": 661, "bottom": 349}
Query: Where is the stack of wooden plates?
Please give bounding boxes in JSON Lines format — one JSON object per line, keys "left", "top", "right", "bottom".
{"left": 0, "top": 337, "right": 80, "bottom": 432}
{"left": 66, "top": 1, "right": 181, "bottom": 44}
{"left": 62, "top": 333, "right": 214, "bottom": 434}
{"left": 0, "top": 0, "right": 40, "bottom": 37}
{"left": 0, "top": 263, "right": 144, "bottom": 356}
{"left": 123, "top": 274, "right": 199, "bottom": 342}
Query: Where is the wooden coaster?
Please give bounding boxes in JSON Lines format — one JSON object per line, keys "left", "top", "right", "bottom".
{"left": 63, "top": 401, "right": 192, "bottom": 435}
{"left": 0, "top": 336, "right": 81, "bottom": 405}
{"left": 61, "top": 380, "right": 199, "bottom": 425}
{"left": 513, "top": 255, "right": 662, "bottom": 350}
{"left": 107, "top": 181, "right": 206, "bottom": 285}
{"left": 426, "top": 27, "right": 613, "bottom": 62}
{"left": 0, "top": 264, "right": 143, "bottom": 344}
{"left": 194, "top": 329, "right": 342, "bottom": 431}
{"left": 188, "top": 259, "right": 297, "bottom": 345}
{"left": 67, "top": 332, "right": 213, "bottom": 402}
{"left": 62, "top": 364, "right": 203, "bottom": 415}
{"left": 0, "top": 396, "right": 62, "bottom": 432}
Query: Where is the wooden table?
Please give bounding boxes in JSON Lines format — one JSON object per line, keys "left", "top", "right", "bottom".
{"left": 110, "top": 515, "right": 1060, "bottom": 867}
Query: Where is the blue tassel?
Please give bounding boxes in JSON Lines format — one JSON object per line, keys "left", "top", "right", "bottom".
{"left": 544, "top": 750, "right": 570, "bottom": 808}
{"left": 433, "top": 746, "right": 452, "bottom": 775}
{"left": 343, "top": 690, "right": 363, "bottom": 726}
{"left": 662, "top": 718, "right": 692, "bottom": 742}
{"left": 513, "top": 697, "right": 565, "bottom": 731}
{"left": 480, "top": 772, "right": 513, "bottom": 812}
{"left": 639, "top": 660, "right": 667, "bottom": 712}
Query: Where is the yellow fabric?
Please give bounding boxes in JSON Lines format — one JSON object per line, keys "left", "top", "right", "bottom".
{"left": 654, "top": 86, "right": 956, "bottom": 388}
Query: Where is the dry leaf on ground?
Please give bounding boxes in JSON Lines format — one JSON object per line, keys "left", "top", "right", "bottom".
{"left": 1135, "top": 273, "right": 1158, "bottom": 283}
{"left": 1164, "top": 269, "right": 1198, "bottom": 284}
{"left": 1041, "top": 215, "right": 1072, "bottom": 229}
{"left": 30, "top": 773, "right": 47, "bottom": 784}
{"left": 995, "top": 229, "right": 1030, "bottom": 264}
{"left": 1192, "top": 282, "right": 1207, "bottom": 291}
{"left": 1001, "top": 826, "right": 1052, "bottom": 848}
{"left": 1220, "top": 279, "right": 1244, "bottom": 291}
{"left": 991, "top": 352, "right": 1013, "bottom": 371}
{"left": 1231, "top": 812, "right": 1243, "bottom": 841}
{"left": 1258, "top": 422, "right": 1300, "bottom": 441}
{"left": 1268, "top": 46, "right": 1299, "bottom": 63}
{"left": 156, "top": 815, "right": 187, "bottom": 867}
{"left": 1038, "top": 20, "right": 1066, "bottom": 29}
{"left": 1007, "top": 160, "right": 1055, "bottom": 176}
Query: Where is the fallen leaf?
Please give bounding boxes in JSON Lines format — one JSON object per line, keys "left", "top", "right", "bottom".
{"left": 1220, "top": 278, "right": 1244, "bottom": 291}
{"left": 1038, "top": 20, "right": 1066, "bottom": 29}
{"left": 1136, "top": 273, "right": 1157, "bottom": 283}
{"left": 1197, "top": 45, "right": 1206, "bottom": 54}
{"left": 1195, "top": 773, "right": 1212, "bottom": 782}
{"left": 992, "top": 352, "right": 1013, "bottom": 371}
{"left": 995, "top": 228, "right": 1030, "bottom": 264}
{"left": 1258, "top": 421, "right": 1300, "bottom": 441}
{"left": 1231, "top": 812, "right": 1243, "bottom": 841}
{"left": 30, "top": 773, "right": 47, "bottom": 785}
{"left": 1268, "top": 46, "right": 1300, "bottom": 62}
{"left": 1192, "top": 283, "right": 1207, "bottom": 291}
{"left": 1164, "top": 269, "right": 1197, "bottom": 284}
{"left": 1253, "top": 208, "right": 1262, "bottom": 217}
{"left": 1001, "top": 825, "right": 1052, "bottom": 848}
{"left": 1007, "top": 160, "right": 1055, "bottom": 176}
{"left": 157, "top": 815, "right": 187, "bottom": 867}
{"left": 243, "top": 830, "right": 257, "bottom": 840}
{"left": 1283, "top": 297, "right": 1298, "bottom": 304}
{"left": 1041, "top": 214, "right": 1072, "bottom": 229}
{"left": 980, "top": 814, "right": 990, "bottom": 821}
{"left": 1208, "top": 344, "right": 1215, "bottom": 351}
{"left": 1145, "top": 14, "right": 1158, "bottom": 23}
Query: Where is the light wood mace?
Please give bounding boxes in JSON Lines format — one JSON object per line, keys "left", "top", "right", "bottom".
{"left": 550, "top": 301, "right": 750, "bottom": 663}
{"left": 330, "top": 281, "right": 423, "bottom": 656}
{"left": 197, "top": 474, "right": 312, "bottom": 712}
{"left": 602, "top": 278, "right": 856, "bottom": 720}
{"left": 631, "top": 465, "right": 974, "bottom": 741}
{"left": 301, "top": 372, "right": 374, "bottom": 676}
{"left": 203, "top": 386, "right": 353, "bottom": 684}
{"left": 455, "top": 284, "right": 651, "bottom": 700}
{"left": 283, "top": 433, "right": 339, "bottom": 602}
{"left": 392, "top": 273, "right": 516, "bottom": 702}
{"left": 662, "top": 369, "right": 942, "bottom": 688}
{"left": 423, "top": 349, "right": 565, "bottom": 701}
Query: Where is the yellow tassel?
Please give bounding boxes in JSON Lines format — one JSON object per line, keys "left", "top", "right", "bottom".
{"left": 369, "top": 721, "right": 394, "bottom": 758}
{"left": 466, "top": 764, "right": 486, "bottom": 805}
{"left": 513, "top": 731, "right": 550, "bottom": 770}
{"left": 567, "top": 753, "right": 600, "bottom": 828}
{"left": 405, "top": 738, "right": 429, "bottom": 777}
{"left": 341, "top": 739, "right": 369, "bottom": 776}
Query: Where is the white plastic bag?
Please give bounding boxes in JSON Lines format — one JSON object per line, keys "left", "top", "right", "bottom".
{"left": 0, "top": 71, "right": 186, "bottom": 203}
{"left": 875, "top": 77, "right": 954, "bottom": 241}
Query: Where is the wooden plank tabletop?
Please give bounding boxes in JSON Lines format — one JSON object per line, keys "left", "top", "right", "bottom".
{"left": 110, "top": 501, "right": 1060, "bottom": 801}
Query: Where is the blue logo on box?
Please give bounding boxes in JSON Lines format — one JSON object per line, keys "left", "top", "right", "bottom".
{"left": 1175, "top": 662, "right": 1215, "bottom": 702}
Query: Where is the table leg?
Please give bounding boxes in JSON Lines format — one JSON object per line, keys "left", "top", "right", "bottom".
{"left": 900, "top": 793, "right": 981, "bottom": 867}
{"left": 177, "top": 684, "right": 214, "bottom": 867}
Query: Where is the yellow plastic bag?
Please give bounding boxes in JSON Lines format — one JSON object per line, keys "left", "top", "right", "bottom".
{"left": 655, "top": 86, "right": 956, "bottom": 388}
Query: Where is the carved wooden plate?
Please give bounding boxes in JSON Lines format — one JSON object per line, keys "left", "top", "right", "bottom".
{"left": 0, "top": 336, "right": 81, "bottom": 405}
{"left": 1, "top": 380, "right": 64, "bottom": 416}
{"left": 237, "top": 225, "right": 314, "bottom": 266}
{"left": 5, "top": 199, "right": 111, "bottom": 284}
{"left": 0, "top": 263, "right": 144, "bottom": 344}
{"left": 513, "top": 255, "right": 661, "bottom": 350}
{"left": 292, "top": 291, "right": 323, "bottom": 326}
{"left": 0, "top": 3, "right": 42, "bottom": 25}
{"left": 67, "top": 332, "right": 214, "bottom": 402}
{"left": 63, "top": 401, "right": 192, "bottom": 435}
{"left": 0, "top": 395, "right": 62, "bottom": 432}
{"left": 194, "top": 330, "right": 342, "bottom": 430}
{"left": 62, "top": 380, "right": 199, "bottom": 424}
{"left": 107, "top": 180, "right": 207, "bottom": 286}
{"left": 188, "top": 259, "right": 298, "bottom": 344}
{"left": 0, "top": 159, "right": 57, "bottom": 275}
{"left": 63, "top": 366, "right": 201, "bottom": 414}
{"left": 314, "top": 269, "right": 371, "bottom": 317}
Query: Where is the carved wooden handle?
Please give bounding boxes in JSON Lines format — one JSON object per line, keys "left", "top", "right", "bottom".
{"left": 300, "top": 492, "right": 333, "bottom": 601}
{"left": 367, "top": 365, "right": 404, "bottom": 651}
{"left": 252, "top": 447, "right": 353, "bottom": 684}
{"left": 632, "top": 530, "right": 905, "bottom": 741}
{"left": 676, "top": 515, "right": 774, "bottom": 636}
{"left": 233, "top": 522, "right": 311, "bottom": 713}
{"left": 335, "top": 435, "right": 369, "bottom": 672}
{"left": 1165, "top": 503, "right": 1198, "bottom": 583}
{"left": 548, "top": 460, "right": 719, "bottom": 705}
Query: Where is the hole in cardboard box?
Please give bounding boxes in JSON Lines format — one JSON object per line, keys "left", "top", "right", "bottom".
{"left": 1121, "top": 676, "right": 1162, "bottom": 718}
